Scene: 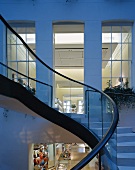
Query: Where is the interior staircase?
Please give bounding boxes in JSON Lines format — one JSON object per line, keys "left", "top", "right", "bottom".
{"left": 117, "top": 127, "right": 135, "bottom": 170}
{"left": 68, "top": 114, "right": 135, "bottom": 170}
{"left": 0, "top": 15, "right": 119, "bottom": 170}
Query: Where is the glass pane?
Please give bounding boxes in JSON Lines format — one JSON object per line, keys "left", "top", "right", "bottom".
{"left": 112, "top": 26, "right": 121, "bottom": 43}
{"left": 16, "top": 45, "right": 27, "bottom": 61}
{"left": 29, "top": 51, "right": 36, "bottom": 61}
{"left": 122, "top": 26, "right": 132, "bottom": 43}
{"left": 88, "top": 91, "right": 102, "bottom": 132}
{"left": 8, "top": 62, "right": 17, "bottom": 70}
{"left": 112, "top": 43, "right": 121, "bottom": 60}
{"left": 7, "top": 29, "right": 16, "bottom": 44}
{"left": 102, "top": 26, "right": 111, "bottom": 43}
{"left": 112, "top": 61, "right": 121, "bottom": 77}
{"left": 122, "top": 43, "right": 132, "bottom": 60}
{"left": 7, "top": 45, "right": 16, "bottom": 61}
{"left": 55, "top": 74, "right": 84, "bottom": 114}
{"left": 102, "top": 78, "right": 112, "bottom": 90}
{"left": 36, "top": 63, "right": 52, "bottom": 106}
{"left": 102, "top": 61, "right": 111, "bottom": 77}
{"left": 26, "top": 27, "right": 35, "bottom": 34}
{"left": 112, "top": 77, "right": 119, "bottom": 87}
{"left": 18, "top": 62, "right": 27, "bottom": 75}
{"left": 28, "top": 51, "right": 36, "bottom": 78}
{"left": 16, "top": 27, "right": 26, "bottom": 34}
{"left": 70, "top": 81, "right": 83, "bottom": 114}
{"left": 102, "top": 43, "right": 111, "bottom": 60}
{"left": 29, "top": 62, "right": 36, "bottom": 78}
{"left": 122, "top": 61, "right": 130, "bottom": 77}
{"left": 26, "top": 33, "right": 36, "bottom": 44}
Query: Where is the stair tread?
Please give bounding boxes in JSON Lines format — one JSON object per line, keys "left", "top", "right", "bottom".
{"left": 117, "top": 127, "right": 132, "bottom": 129}
{"left": 118, "top": 166, "right": 135, "bottom": 170}
{"left": 117, "top": 133, "right": 135, "bottom": 137}
{"left": 117, "top": 153, "right": 135, "bottom": 158}
{"left": 117, "top": 142, "right": 135, "bottom": 146}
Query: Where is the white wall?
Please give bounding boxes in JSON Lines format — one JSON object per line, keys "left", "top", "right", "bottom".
{"left": 1, "top": 0, "right": 135, "bottom": 90}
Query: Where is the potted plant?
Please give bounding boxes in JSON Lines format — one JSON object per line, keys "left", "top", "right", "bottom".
{"left": 104, "top": 79, "right": 135, "bottom": 109}
{"left": 71, "top": 103, "right": 76, "bottom": 112}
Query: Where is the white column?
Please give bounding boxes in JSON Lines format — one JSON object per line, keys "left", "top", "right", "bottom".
{"left": 35, "top": 20, "right": 53, "bottom": 105}
{"left": 131, "top": 22, "right": 135, "bottom": 89}
{"left": 84, "top": 20, "right": 102, "bottom": 90}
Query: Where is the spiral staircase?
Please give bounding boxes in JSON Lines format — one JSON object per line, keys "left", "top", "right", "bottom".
{"left": 0, "top": 15, "right": 119, "bottom": 170}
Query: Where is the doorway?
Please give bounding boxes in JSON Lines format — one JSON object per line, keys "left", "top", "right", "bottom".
{"left": 53, "top": 23, "right": 84, "bottom": 113}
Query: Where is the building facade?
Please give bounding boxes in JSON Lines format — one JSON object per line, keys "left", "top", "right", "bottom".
{"left": 0, "top": 0, "right": 135, "bottom": 169}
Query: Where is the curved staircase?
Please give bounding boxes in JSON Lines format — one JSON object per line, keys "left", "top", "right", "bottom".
{"left": 0, "top": 15, "right": 119, "bottom": 170}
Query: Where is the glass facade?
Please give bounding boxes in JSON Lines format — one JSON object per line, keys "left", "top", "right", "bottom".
{"left": 102, "top": 24, "right": 132, "bottom": 90}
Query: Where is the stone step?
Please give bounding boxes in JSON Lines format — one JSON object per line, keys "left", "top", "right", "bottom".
{"left": 117, "top": 153, "right": 135, "bottom": 166}
{"left": 117, "top": 127, "right": 132, "bottom": 134}
{"left": 81, "top": 121, "right": 111, "bottom": 127}
{"left": 117, "top": 142, "right": 135, "bottom": 153}
{"left": 117, "top": 133, "right": 135, "bottom": 142}
{"left": 118, "top": 166, "right": 135, "bottom": 170}
{"left": 70, "top": 113, "right": 86, "bottom": 119}
{"left": 80, "top": 117, "right": 99, "bottom": 122}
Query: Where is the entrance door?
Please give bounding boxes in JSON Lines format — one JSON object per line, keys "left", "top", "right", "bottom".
{"left": 53, "top": 23, "right": 84, "bottom": 113}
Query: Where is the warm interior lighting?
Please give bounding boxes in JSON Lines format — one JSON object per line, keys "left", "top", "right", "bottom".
{"left": 19, "top": 34, "right": 35, "bottom": 43}
{"left": 55, "top": 33, "right": 84, "bottom": 44}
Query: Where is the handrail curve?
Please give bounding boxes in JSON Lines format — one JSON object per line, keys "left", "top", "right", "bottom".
{"left": 0, "top": 14, "right": 119, "bottom": 170}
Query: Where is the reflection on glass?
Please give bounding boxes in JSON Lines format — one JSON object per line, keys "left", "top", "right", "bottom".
{"left": 102, "top": 26, "right": 111, "bottom": 43}
{"left": 16, "top": 45, "right": 27, "bottom": 60}
{"left": 122, "top": 43, "right": 132, "bottom": 60}
{"left": 7, "top": 29, "right": 17, "bottom": 45}
{"left": 111, "top": 43, "right": 121, "bottom": 60}
{"left": 7, "top": 45, "right": 16, "bottom": 61}
{"left": 18, "top": 62, "right": 27, "bottom": 75}
{"left": 112, "top": 26, "right": 121, "bottom": 43}
{"left": 122, "top": 26, "right": 132, "bottom": 43}
{"left": 8, "top": 62, "right": 17, "bottom": 70}
{"left": 122, "top": 61, "right": 129, "bottom": 77}
{"left": 102, "top": 78, "right": 111, "bottom": 89}
{"left": 112, "top": 61, "right": 121, "bottom": 77}
{"left": 29, "top": 62, "right": 36, "bottom": 78}
{"left": 102, "top": 44, "right": 111, "bottom": 60}
{"left": 112, "top": 78, "right": 120, "bottom": 87}
{"left": 102, "top": 61, "right": 111, "bottom": 77}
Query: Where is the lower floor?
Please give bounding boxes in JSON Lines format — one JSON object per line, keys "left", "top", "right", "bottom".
{"left": 32, "top": 143, "right": 98, "bottom": 170}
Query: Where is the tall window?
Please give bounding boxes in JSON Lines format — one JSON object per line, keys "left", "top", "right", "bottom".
{"left": 102, "top": 24, "right": 132, "bottom": 90}
{"left": 7, "top": 22, "right": 36, "bottom": 89}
